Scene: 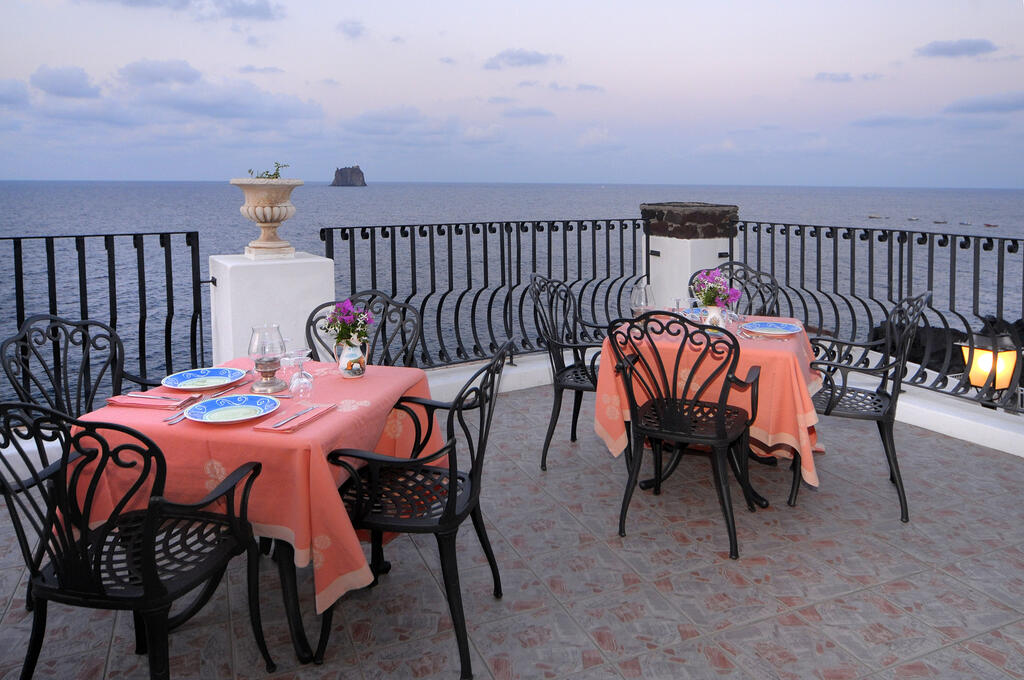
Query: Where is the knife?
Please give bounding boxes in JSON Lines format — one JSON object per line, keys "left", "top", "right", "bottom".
{"left": 270, "top": 406, "right": 316, "bottom": 429}
{"left": 127, "top": 392, "right": 181, "bottom": 401}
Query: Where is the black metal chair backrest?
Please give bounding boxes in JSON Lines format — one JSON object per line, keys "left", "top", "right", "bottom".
{"left": 1, "top": 315, "right": 125, "bottom": 417}
{"left": 529, "top": 274, "right": 589, "bottom": 374}
{"left": 608, "top": 312, "right": 745, "bottom": 441}
{"left": 875, "top": 291, "right": 932, "bottom": 401}
{"left": 0, "top": 402, "right": 167, "bottom": 600}
{"left": 441, "top": 340, "right": 511, "bottom": 517}
{"left": 688, "top": 261, "right": 780, "bottom": 316}
{"left": 306, "top": 290, "right": 421, "bottom": 367}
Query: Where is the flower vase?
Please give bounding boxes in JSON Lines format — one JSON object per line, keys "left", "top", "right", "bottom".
{"left": 704, "top": 305, "right": 725, "bottom": 327}
{"left": 334, "top": 340, "right": 366, "bottom": 379}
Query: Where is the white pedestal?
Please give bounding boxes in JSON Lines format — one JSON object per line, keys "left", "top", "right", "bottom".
{"left": 210, "top": 252, "right": 336, "bottom": 364}
{"left": 647, "top": 234, "right": 729, "bottom": 304}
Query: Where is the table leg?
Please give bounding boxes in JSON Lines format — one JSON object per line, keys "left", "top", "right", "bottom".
{"left": 271, "top": 540, "right": 314, "bottom": 664}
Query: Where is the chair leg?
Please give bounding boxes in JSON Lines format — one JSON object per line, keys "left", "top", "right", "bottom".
{"left": 877, "top": 420, "right": 909, "bottom": 522}
{"left": 247, "top": 544, "right": 276, "bottom": 672}
{"left": 21, "top": 596, "right": 46, "bottom": 680}
{"left": 167, "top": 568, "right": 225, "bottom": 631}
{"left": 272, "top": 540, "right": 314, "bottom": 664}
{"left": 142, "top": 608, "right": 170, "bottom": 680}
{"left": 132, "top": 611, "right": 148, "bottom": 654}
{"left": 710, "top": 446, "right": 739, "bottom": 560}
{"left": 651, "top": 439, "right": 663, "bottom": 496}
{"left": 540, "top": 388, "right": 563, "bottom": 471}
{"left": 471, "top": 506, "right": 502, "bottom": 598}
{"left": 436, "top": 532, "right": 473, "bottom": 680}
{"left": 787, "top": 453, "right": 802, "bottom": 507}
{"left": 570, "top": 390, "right": 584, "bottom": 442}
{"left": 259, "top": 536, "right": 273, "bottom": 555}
{"left": 618, "top": 431, "right": 644, "bottom": 537}
{"left": 726, "top": 442, "right": 756, "bottom": 512}
{"left": 313, "top": 602, "right": 334, "bottom": 665}
{"left": 369, "top": 529, "right": 392, "bottom": 586}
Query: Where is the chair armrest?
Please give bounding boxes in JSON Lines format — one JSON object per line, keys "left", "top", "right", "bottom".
{"left": 121, "top": 371, "right": 163, "bottom": 390}
{"left": 809, "top": 335, "right": 886, "bottom": 361}
{"left": 327, "top": 440, "right": 456, "bottom": 519}
{"left": 154, "top": 461, "right": 262, "bottom": 537}
{"left": 729, "top": 366, "right": 760, "bottom": 425}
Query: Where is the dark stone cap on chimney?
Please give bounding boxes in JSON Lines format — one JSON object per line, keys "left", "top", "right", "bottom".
{"left": 640, "top": 202, "right": 738, "bottom": 239}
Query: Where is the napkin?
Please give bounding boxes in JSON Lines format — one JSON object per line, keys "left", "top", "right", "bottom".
{"left": 106, "top": 392, "right": 201, "bottom": 410}
{"left": 252, "top": 404, "right": 337, "bottom": 433}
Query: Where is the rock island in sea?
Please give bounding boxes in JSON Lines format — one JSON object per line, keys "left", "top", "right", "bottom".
{"left": 331, "top": 166, "right": 366, "bottom": 187}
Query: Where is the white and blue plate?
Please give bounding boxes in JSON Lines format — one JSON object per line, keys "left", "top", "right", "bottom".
{"left": 739, "top": 321, "right": 803, "bottom": 337}
{"left": 161, "top": 367, "right": 247, "bottom": 390}
{"left": 184, "top": 395, "right": 280, "bottom": 424}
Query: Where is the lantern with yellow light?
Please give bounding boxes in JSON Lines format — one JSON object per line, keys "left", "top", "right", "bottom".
{"left": 959, "top": 334, "right": 1018, "bottom": 391}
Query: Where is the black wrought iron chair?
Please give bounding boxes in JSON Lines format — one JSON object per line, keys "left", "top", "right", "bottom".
{"left": 313, "top": 341, "right": 512, "bottom": 679}
{"left": 528, "top": 273, "right": 602, "bottom": 470}
{"left": 608, "top": 312, "right": 763, "bottom": 559}
{"left": 0, "top": 314, "right": 154, "bottom": 415}
{"left": 797, "top": 291, "right": 932, "bottom": 522}
{"left": 0, "top": 402, "right": 275, "bottom": 680}
{"left": 688, "top": 261, "right": 781, "bottom": 316}
{"left": 305, "top": 290, "right": 421, "bottom": 367}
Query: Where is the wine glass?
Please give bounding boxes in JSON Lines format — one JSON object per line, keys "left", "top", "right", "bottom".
{"left": 629, "top": 282, "right": 654, "bottom": 316}
{"left": 289, "top": 348, "right": 314, "bottom": 403}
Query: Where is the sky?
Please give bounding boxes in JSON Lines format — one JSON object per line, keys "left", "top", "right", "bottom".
{"left": 1, "top": 0, "right": 1023, "bottom": 187}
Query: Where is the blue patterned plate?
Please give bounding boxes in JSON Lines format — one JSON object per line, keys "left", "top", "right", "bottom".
{"left": 184, "top": 395, "right": 280, "bottom": 424}
{"left": 161, "top": 367, "right": 247, "bottom": 390}
{"left": 739, "top": 321, "right": 802, "bottom": 337}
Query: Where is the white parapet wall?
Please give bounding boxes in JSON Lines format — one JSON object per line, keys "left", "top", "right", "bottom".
{"left": 209, "top": 252, "right": 335, "bottom": 364}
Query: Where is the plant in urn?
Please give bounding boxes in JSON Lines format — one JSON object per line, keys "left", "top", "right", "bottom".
{"left": 320, "top": 299, "right": 373, "bottom": 378}
{"left": 230, "top": 162, "right": 303, "bottom": 259}
{"left": 691, "top": 268, "right": 741, "bottom": 327}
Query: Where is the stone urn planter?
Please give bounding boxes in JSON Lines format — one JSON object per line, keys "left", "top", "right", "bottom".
{"left": 229, "top": 178, "right": 304, "bottom": 259}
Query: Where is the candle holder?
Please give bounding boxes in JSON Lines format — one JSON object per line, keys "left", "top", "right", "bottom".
{"left": 251, "top": 357, "right": 288, "bottom": 394}
{"left": 248, "top": 323, "right": 288, "bottom": 394}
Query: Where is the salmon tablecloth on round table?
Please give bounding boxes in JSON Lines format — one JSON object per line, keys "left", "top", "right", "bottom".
{"left": 81, "top": 358, "right": 440, "bottom": 614}
{"left": 593, "top": 316, "right": 825, "bottom": 486}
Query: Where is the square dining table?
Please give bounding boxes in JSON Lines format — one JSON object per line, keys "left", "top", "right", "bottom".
{"left": 593, "top": 316, "right": 825, "bottom": 487}
{"left": 80, "top": 357, "right": 440, "bottom": 617}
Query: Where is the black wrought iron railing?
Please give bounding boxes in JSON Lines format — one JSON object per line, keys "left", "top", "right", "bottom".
{"left": 320, "top": 220, "right": 648, "bottom": 367}
{"left": 731, "top": 221, "right": 1023, "bottom": 413}
{"left": 0, "top": 231, "right": 207, "bottom": 398}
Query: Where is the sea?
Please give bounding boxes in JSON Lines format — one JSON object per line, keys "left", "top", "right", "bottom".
{"left": 2, "top": 181, "right": 1023, "bottom": 266}
{"left": 1, "top": 180, "right": 1021, "bottom": 386}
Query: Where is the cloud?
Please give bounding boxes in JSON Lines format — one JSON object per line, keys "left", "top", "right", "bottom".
{"left": 120, "top": 59, "right": 201, "bottom": 85}
{"left": 38, "top": 99, "right": 147, "bottom": 127}
{"left": 851, "top": 115, "right": 939, "bottom": 128}
{"left": 462, "top": 124, "right": 504, "bottom": 145}
{"left": 502, "top": 106, "right": 554, "bottom": 118}
{"left": 576, "top": 126, "right": 613, "bottom": 148}
{"left": 949, "top": 118, "right": 1007, "bottom": 131}
{"left": 140, "top": 81, "right": 322, "bottom": 121}
{"left": 549, "top": 82, "right": 569, "bottom": 92}
{"left": 487, "top": 96, "right": 514, "bottom": 104}
{"left": 391, "top": 35, "right": 405, "bottom": 44}
{"left": 320, "top": 78, "right": 339, "bottom": 86}
{"left": 944, "top": 91, "right": 1024, "bottom": 114}
{"left": 861, "top": 73, "right": 883, "bottom": 81}
{"left": 517, "top": 80, "right": 538, "bottom": 88}
{"left": 343, "top": 107, "right": 459, "bottom": 147}
{"left": 915, "top": 38, "right": 997, "bottom": 58}
{"left": 239, "top": 65, "right": 283, "bottom": 74}
{"left": 88, "top": 0, "right": 284, "bottom": 21}
{"left": 344, "top": 106, "right": 426, "bottom": 135}
{"left": 337, "top": 19, "right": 365, "bottom": 39}
{"left": 439, "top": 57, "right": 456, "bottom": 65}
{"left": 576, "top": 83, "right": 604, "bottom": 92}
{"left": 0, "top": 79, "right": 30, "bottom": 108}
{"left": 814, "top": 72, "right": 853, "bottom": 83}
{"left": 484, "top": 49, "right": 563, "bottom": 70}
{"left": 31, "top": 66, "right": 100, "bottom": 98}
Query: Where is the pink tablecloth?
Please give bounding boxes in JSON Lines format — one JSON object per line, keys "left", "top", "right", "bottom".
{"left": 81, "top": 358, "right": 438, "bottom": 613}
{"left": 594, "top": 317, "right": 825, "bottom": 486}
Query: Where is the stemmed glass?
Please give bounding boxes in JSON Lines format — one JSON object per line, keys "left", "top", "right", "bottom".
{"left": 629, "top": 282, "right": 655, "bottom": 316}
{"left": 288, "top": 348, "right": 314, "bottom": 403}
